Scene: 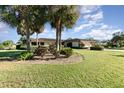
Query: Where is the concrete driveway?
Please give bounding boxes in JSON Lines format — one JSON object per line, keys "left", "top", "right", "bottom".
{"left": 104, "top": 49, "right": 124, "bottom": 52}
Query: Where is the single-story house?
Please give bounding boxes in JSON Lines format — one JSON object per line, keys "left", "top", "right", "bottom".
{"left": 31, "top": 38, "right": 56, "bottom": 47}
{"left": 31, "top": 38, "right": 96, "bottom": 48}
{"left": 63, "top": 38, "right": 96, "bottom": 48}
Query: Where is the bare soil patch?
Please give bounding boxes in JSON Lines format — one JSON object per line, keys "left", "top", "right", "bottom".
{"left": 0, "top": 54, "right": 84, "bottom": 64}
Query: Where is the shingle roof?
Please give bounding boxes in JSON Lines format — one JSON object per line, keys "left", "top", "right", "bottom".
{"left": 31, "top": 38, "right": 56, "bottom": 43}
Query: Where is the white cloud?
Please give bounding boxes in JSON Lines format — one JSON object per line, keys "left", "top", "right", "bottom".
{"left": 74, "top": 11, "right": 103, "bottom": 32}
{"left": 74, "top": 21, "right": 95, "bottom": 32}
{"left": 99, "top": 24, "right": 108, "bottom": 29}
{"left": 74, "top": 6, "right": 103, "bottom": 32}
{"left": 74, "top": 24, "right": 90, "bottom": 32}
{"left": 82, "top": 24, "right": 122, "bottom": 40}
{"left": 51, "top": 29, "right": 55, "bottom": 33}
{"left": 80, "top": 6, "right": 100, "bottom": 14}
{"left": 43, "top": 29, "right": 49, "bottom": 33}
{"left": 79, "top": 6, "right": 121, "bottom": 40}
{"left": 83, "top": 11, "right": 103, "bottom": 22}
{"left": 74, "top": 5, "right": 122, "bottom": 40}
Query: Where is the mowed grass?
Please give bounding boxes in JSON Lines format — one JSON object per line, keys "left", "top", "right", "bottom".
{"left": 0, "top": 50, "right": 124, "bottom": 87}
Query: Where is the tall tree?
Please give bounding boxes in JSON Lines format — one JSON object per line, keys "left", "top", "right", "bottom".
{"left": 0, "top": 5, "right": 8, "bottom": 15}
{"left": 1, "top": 5, "right": 46, "bottom": 51}
{"left": 1, "top": 5, "right": 34, "bottom": 51}
{"left": 111, "top": 32, "right": 124, "bottom": 47}
{"left": 47, "top": 5, "right": 79, "bottom": 57}
{"left": 31, "top": 6, "right": 47, "bottom": 46}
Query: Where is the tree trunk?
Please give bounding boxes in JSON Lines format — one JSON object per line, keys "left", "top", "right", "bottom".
{"left": 26, "top": 28, "right": 31, "bottom": 51}
{"left": 59, "top": 24, "right": 62, "bottom": 50}
{"left": 56, "top": 27, "right": 60, "bottom": 57}
{"left": 55, "top": 18, "right": 61, "bottom": 58}
{"left": 36, "top": 33, "right": 39, "bottom": 47}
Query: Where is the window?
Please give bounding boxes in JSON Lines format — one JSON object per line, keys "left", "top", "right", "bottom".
{"left": 40, "top": 42, "right": 44, "bottom": 45}
{"left": 32, "top": 42, "right": 36, "bottom": 45}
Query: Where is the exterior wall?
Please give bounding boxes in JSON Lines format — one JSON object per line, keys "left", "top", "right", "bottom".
{"left": 64, "top": 42, "right": 72, "bottom": 47}
{"left": 72, "top": 42, "right": 79, "bottom": 47}
{"left": 64, "top": 43, "right": 67, "bottom": 47}
{"left": 39, "top": 42, "right": 44, "bottom": 45}
{"left": 31, "top": 38, "right": 96, "bottom": 48}
{"left": 44, "top": 42, "right": 49, "bottom": 47}
{"left": 84, "top": 44, "right": 92, "bottom": 48}
{"left": 31, "top": 38, "right": 56, "bottom": 47}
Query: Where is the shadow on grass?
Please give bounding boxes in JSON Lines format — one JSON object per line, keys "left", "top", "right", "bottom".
{"left": 0, "top": 50, "right": 24, "bottom": 61}
{"left": 112, "top": 55, "right": 124, "bottom": 57}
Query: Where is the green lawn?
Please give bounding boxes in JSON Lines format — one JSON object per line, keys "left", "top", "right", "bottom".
{"left": 0, "top": 50, "right": 25, "bottom": 59}
{"left": 0, "top": 50, "right": 124, "bottom": 87}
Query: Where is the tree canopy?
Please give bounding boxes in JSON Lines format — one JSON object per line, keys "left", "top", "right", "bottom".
{"left": 46, "top": 5, "right": 79, "bottom": 57}
{"left": 1, "top": 5, "right": 47, "bottom": 51}
{"left": 0, "top": 5, "right": 80, "bottom": 53}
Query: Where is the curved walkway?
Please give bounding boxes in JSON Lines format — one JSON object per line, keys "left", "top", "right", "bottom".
{"left": 104, "top": 49, "right": 124, "bottom": 52}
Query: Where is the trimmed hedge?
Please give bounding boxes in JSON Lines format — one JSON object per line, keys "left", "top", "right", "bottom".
{"left": 60, "top": 48, "right": 73, "bottom": 57}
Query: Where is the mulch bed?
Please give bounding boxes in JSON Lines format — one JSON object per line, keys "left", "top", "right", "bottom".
{"left": 0, "top": 54, "right": 84, "bottom": 64}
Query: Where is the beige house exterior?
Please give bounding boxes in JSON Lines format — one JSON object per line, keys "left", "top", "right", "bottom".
{"left": 63, "top": 39, "right": 96, "bottom": 48}
{"left": 31, "top": 38, "right": 96, "bottom": 48}
{"left": 31, "top": 38, "right": 56, "bottom": 47}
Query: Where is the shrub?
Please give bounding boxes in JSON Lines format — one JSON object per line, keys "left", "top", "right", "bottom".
{"left": 3, "top": 40, "right": 13, "bottom": 47}
{"left": 0, "top": 41, "right": 15, "bottom": 50}
{"left": 16, "top": 44, "right": 21, "bottom": 49}
{"left": 16, "top": 45, "right": 27, "bottom": 50}
{"left": 60, "top": 48, "right": 73, "bottom": 57}
{"left": 0, "top": 44, "right": 4, "bottom": 50}
{"left": 90, "top": 45, "right": 104, "bottom": 50}
{"left": 49, "top": 44, "right": 56, "bottom": 56}
{"left": 9, "top": 45, "right": 16, "bottom": 50}
{"left": 79, "top": 43, "right": 85, "bottom": 48}
{"left": 34, "top": 46, "right": 48, "bottom": 57}
{"left": 31, "top": 46, "right": 37, "bottom": 52}
{"left": 18, "top": 51, "right": 33, "bottom": 60}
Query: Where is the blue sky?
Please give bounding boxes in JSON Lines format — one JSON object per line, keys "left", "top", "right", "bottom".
{"left": 0, "top": 5, "right": 124, "bottom": 43}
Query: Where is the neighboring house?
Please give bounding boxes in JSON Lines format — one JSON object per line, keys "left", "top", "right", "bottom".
{"left": 99, "top": 40, "right": 108, "bottom": 46}
{"left": 63, "top": 38, "right": 96, "bottom": 48}
{"left": 31, "top": 38, "right": 56, "bottom": 47}
{"left": 31, "top": 38, "right": 96, "bottom": 48}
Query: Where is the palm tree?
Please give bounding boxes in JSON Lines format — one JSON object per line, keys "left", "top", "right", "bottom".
{"left": 47, "top": 5, "right": 79, "bottom": 57}
{"left": 0, "top": 5, "right": 8, "bottom": 14}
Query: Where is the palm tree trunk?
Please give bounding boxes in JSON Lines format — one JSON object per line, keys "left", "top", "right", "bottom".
{"left": 56, "top": 27, "right": 60, "bottom": 57}
{"left": 56, "top": 18, "right": 61, "bottom": 58}
{"left": 36, "top": 33, "right": 39, "bottom": 47}
{"left": 26, "top": 30, "right": 31, "bottom": 51}
{"left": 59, "top": 24, "right": 62, "bottom": 50}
